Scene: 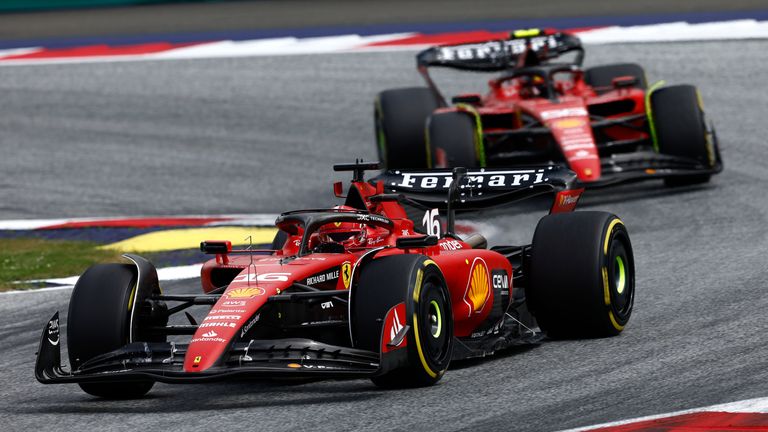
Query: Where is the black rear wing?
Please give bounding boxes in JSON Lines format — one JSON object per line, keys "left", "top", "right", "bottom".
{"left": 416, "top": 30, "right": 583, "bottom": 72}
{"left": 371, "top": 165, "right": 580, "bottom": 211}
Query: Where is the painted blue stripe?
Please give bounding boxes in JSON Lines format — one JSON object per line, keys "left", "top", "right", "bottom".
{"left": 2, "top": 9, "right": 768, "bottom": 50}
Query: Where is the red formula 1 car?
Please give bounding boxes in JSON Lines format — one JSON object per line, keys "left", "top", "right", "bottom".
{"left": 375, "top": 29, "right": 722, "bottom": 187}
{"left": 36, "top": 162, "right": 635, "bottom": 397}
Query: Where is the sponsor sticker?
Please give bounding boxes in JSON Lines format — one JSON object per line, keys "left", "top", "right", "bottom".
{"left": 553, "top": 118, "right": 587, "bottom": 128}
{"left": 305, "top": 268, "right": 340, "bottom": 286}
{"left": 392, "top": 170, "right": 546, "bottom": 190}
{"left": 210, "top": 309, "right": 246, "bottom": 314}
{"left": 541, "top": 107, "right": 588, "bottom": 120}
{"left": 204, "top": 314, "right": 241, "bottom": 321}
{"left": 492, "top": 269, "right": 509, "bottom": 290}
{"left": 382, "top": 302, "right": 408, "bottom": 352}
{"left": 463, "top": 258, "right": 491, "bottom": 316}
{"left": 440, "top": 239, "right": 463, "bottom": 251}
{"left": 191, "top": 337, "right": 226, "bottom": 343}
{"left": 199, "top": 322, "right": 237, "bottom": 328}
{"left": 341, "top": 262, "right": 352, "bottom": 289}
{"left": 47, "top": 317, "right": 60, "bottom": 346}
{"left": 221, "top": 300, "right": 246, "bottom": 307}
{"left": 550, "top": 188, "right": 584, "bottom": 214}
{"left": 240, "top": 314, "right": 260, "bottom": 338}
{"left": 226, "top": 287, "right": 265, "bottom": 299}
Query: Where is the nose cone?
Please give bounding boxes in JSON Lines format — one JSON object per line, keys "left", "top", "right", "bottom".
{"left": 183, "top": 286, "right": 268, "bottom": 373}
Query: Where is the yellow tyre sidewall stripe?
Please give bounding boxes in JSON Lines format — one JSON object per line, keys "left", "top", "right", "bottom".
{"left": 412, "top": 260, "right": 440, "bottom": 379}
{"left": 603, "top": 218, "right": 626, "bottom": 331}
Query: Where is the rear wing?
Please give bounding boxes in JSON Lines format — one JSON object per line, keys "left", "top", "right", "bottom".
{"left": 370, "top": 165, "right": 583, "bottom": 213}
{"left": 416, "top": 29, "right": 583, "bottom": 72}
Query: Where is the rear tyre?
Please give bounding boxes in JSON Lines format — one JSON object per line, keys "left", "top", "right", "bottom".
{"left": 67, "top": 263, "right": 163, "bottom": 398}
{"left": 528, "top": 212, "right": 634, "bottom": 338}
{"left": 650, "top": 84, "right": 714, "bottom": 186}
{"left": 585, "top": 63, "right": 647, "bottom": 94}
{"left": 427, "top": 111, "right": 480, "bottom": 168}
{"left": 353, "top": 255, "right": 453, "bottom": 388}
{"left": 375, "top": 87, "right": 440, "bottom": 169}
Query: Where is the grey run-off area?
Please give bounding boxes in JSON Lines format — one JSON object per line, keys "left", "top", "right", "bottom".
{"left": 0, "top": 41, "right": 767, "bottom": 431}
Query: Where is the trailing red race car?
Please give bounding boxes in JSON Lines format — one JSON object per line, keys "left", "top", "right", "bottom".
{"left": 375, "top": 29, "right": 722, "bottom": 187}
{"left": 36, "top": 162, "right": 635, "bottom": 397}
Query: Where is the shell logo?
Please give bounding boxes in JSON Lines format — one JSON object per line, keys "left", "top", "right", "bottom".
{"left": 463, "top": 258, "right": 490, "bottom": 316}
{"left": 553, "top": 118, "right": 586, "bottom": 128}
{"left": 226, "top": 287, "right": 265, "bottom": 299}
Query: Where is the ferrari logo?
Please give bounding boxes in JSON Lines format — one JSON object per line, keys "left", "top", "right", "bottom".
{"left": 334, "top": 222, "right": 342, "bottom": 227}
{"left": 341, "top": 262, "right": 352, "bottom": 289}
{"left": 193, "top": 356, "right": 202, "bottom": 364}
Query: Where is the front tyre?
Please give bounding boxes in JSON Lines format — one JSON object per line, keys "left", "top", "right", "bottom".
{"left": 67, "top": 263, "right": 163, "bottom": 398}
{"left": 528, "top": 212, "right": 635, "bottom": 338}
{"left": 353, "top": 255, "right": 453, "bottom": 387}
{"left": 650, "top": 84, "right": 715, "bottom": 186}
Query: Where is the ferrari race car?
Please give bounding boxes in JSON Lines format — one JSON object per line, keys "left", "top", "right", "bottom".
{"left": 36, "top": 161, "right": 635, "bottom": 398}
{"left": 375, "top": 29, "right": 722, "bottom": 187}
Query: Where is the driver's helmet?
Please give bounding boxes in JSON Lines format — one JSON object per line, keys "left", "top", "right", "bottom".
{"left": 519, "top": 75, "right": 547, "bottom": 98}
{"left": 317, "top": 206, "right": 367, "bottom": 248}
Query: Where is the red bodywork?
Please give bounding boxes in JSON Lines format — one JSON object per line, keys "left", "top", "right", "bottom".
{"left": 435, "top": 71, "right": 648, "bottom": 182}
{"left": 189, "top": 179, "right": 517, "bottom": 373}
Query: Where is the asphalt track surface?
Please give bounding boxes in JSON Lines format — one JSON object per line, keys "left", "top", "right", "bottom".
{"left": 2, "top": 41, "right": 768, "bottom": 431}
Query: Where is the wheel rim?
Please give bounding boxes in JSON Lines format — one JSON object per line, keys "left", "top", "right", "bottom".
{"left": 428, "top": 300, "right": 442, "bottom": 339}
{"left": 608, "top": 233, "right": 634, "bottom": 320}
{"left": 419, "top": 278, "right": 451, "bottom": 364}
{"left": 614, "top": 256, "right": 626, "bottom": 295}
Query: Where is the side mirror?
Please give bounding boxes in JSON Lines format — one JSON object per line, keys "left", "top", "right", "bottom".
{"left": 612, "top": 75, "right": 639, "bottom": 89}
{"left": 451, "top": 93, "right": 482, "bottom": 105}
{"left": 396, "top": 235, "right": 438, "bottom": 249}
{"left": 200, "top": 240, "right": 231, "bottom": 254}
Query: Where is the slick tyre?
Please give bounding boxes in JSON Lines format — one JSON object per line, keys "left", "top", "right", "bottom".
{"left": 585, "top": 63, "right": 647, "bottom": 93}
{"left": 529, "top": 212, "right": 634, "bottom": 338}
{"left": 650, "top": 84, "right": 714, "bottom": 186}
{"left": 67, "top": 263, "right": 161, "bottom": 398}
{"left": 375, "top": 87, "right": 440, "bottom": 169}
{"left": 427, "top": 111, "right": 480, "bottom": 168}
{"left": 353, "top": 255, "right": 453, "bottom": 388}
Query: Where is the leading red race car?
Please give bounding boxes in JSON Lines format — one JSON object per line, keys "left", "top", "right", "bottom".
{"left": 36, "top": 162, "right": 635, "bottom": 398}
{"left": 375, "top": 29, "right": 722, "bottom": 187}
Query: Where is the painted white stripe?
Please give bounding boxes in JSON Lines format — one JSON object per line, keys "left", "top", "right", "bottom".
{"left": 0, "top": 20, "right": 766, "bottom": 66}
{"left": 562, "top": 396, "right": 768, "bottom": 431}
{"left": 0, "top": 47, "right": 42, "bottom": 58}
{"left": 0, "top": 284, "right": 76, "bottom": 295}
{"left": 579, "top": 19, "right": 768, "bottom": 44}
{"left": 0, "top": 213, "right": 279, "bottom": 230}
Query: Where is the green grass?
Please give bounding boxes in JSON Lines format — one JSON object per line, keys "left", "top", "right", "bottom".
{"left": 0, "top": 238, "right": 126, "bottom": 291}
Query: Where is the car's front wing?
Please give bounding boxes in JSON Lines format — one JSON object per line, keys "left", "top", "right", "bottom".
{"left": 35, "top": 312, "right": 381, "bottom": 384}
